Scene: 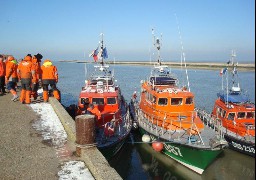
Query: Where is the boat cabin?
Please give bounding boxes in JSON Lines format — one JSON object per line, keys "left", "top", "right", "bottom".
{"left": 212, "top": 96, "right": 255, "bottom": 137}
{"left": 78, "top": 65, "right": 121, "bottom": 126}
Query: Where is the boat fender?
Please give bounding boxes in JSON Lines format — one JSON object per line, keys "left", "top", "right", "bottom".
{"left": 152, "top": 141, "right": 164, "bottom": 152}
{"left": 142, "top": 134, "right": 151, "bottom": 142}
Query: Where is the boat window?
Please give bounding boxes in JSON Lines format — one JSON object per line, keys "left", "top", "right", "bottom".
{"left": 228, "top": 113, "right": 236, "bottom": 121}
{"left": 185, "top": 97, "right": 193, "bottom": 104}
{"left": 246, "top": 112, "right": 255, "bottom": 119}
{"left": 153, "top": 96, "right": 156, "bottom": 104}
{"left": 217, "top": 107, "right": 226, "bottom": 118}
{"left": 107, "top": 97, "right": 116, "bottom": 104}
{"left": 92, "top": 98, "right": 104, "bottom": 105}
{"left": 171, "top": 98, "right": 183, "bottom": 105}
{"left": 147, "top": 92, "right": 155, "bottom": 103}
{"left": 158, "top": 98, "right": 168, "bottom": 106}
{"left": 237, "top": 112, "right": 246, "bottom": 119}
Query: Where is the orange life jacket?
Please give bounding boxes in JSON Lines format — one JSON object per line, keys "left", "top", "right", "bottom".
{"left": 87, "top": 106, "right": 102, "bottom": 120}
{"left": 6, "top": 59, "right": 18, "bottom": 80}
{"left": 41, "top": 60, "right": 58, "bottom": 81}
{"left": 17, "top": 59, "right": 36, "bottom": 81}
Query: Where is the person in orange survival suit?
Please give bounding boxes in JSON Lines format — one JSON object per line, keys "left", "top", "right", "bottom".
{"left": 87, "top": 104, "right": 101, "bottom": 120}
{"left": 5, "top": 56, "right": 19, "bottom": 101}
{"left": 31, "top": 54, "right": 43, "bottom": 100}
{"left": 17, "top": 55, "right": 36, "bottom": 104}
{"left": 77, "top": 98, "right": 90, "bottom": 115}
{"left": 0, "top": 55, "right": 6, "bottom": 95}
{"left": 41, "top": 59, "right": 60, "bottom": 102}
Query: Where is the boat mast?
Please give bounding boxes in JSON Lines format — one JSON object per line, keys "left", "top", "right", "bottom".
{"left": 100, "top": 33, "right": 104, "bottom": 66}
{"left": 152, "top": 28, "right": 162, "bottom": 66}
{"left": 230, "top": 50, "right": 239, "bottom": 89}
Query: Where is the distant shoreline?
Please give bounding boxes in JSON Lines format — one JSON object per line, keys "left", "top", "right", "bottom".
{"left": 59, "top": 60, "right": 255, "bottom": 71}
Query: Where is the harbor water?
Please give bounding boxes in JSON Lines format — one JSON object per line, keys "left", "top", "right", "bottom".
{"left": 56, "top": 61, "right": 255, "bottom": 180}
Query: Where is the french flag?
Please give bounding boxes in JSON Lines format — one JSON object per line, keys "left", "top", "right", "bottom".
{"left": 220, "top": 67, "right": 227, "bottom": 76}
{"left": 89, "top": 48, "right": 98, "bottom": 61}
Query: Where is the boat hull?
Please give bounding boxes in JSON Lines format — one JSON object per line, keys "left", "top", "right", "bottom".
{"left": 139, "top": 128, "right": 223, "bottom": 174}
{"left": 98, "top": 133, "right": 130, "bottom": 160}
{"left": 224, "top": 134, "right": 255, "bottom": 157}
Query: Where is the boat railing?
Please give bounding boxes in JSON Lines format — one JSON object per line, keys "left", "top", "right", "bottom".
{"left": 196, "top": 108, "right": 224, "bottom": 132}
{"left": 137, "top": 108, "right": 206, "bottom": 145}
{"left": 136, "top": 101, "right": 207, "bottom": 144}
{"left": 195, "top": 108, "right": 256, "bottom": 141}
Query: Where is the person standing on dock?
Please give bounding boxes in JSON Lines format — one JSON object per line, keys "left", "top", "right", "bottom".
{"left": 0, "top": 55, "right": 6, "bottom": 95}
{"left": 17, "top": 55, "right": 36, "bottom": 104}
{"left": 41, "top": 59, "right": 60, "bottom": 102}
{"left": 31, "top": 53, "right": 43, "bottom": 100}
{"left": 5, "top": 56, "right": 19, "bottom": 101}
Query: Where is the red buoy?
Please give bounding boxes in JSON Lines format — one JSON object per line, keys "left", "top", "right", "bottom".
{"left": 152, "top": 141, "right": 164, "bottom": 152}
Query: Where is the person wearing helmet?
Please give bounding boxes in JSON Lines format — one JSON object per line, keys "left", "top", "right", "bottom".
{"left": 5, "top": 56, "right": 19, "bottom": 101}
{"left": 17, "top": 55, "right": 36, "bottom": 104}
{"left": 41, "top": 59, "right": 60, "bottom": 102}
{"left": 30, "top": 54, "right": 42, "bottom": 100}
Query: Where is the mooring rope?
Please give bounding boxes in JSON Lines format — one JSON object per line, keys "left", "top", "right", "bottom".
{"left": 75, "top": 143, "right": 98, "bottom": 149}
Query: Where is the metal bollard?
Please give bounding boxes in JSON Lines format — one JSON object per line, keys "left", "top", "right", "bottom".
{"left": 75, "top": 114, "right": 95, "bottom": 156}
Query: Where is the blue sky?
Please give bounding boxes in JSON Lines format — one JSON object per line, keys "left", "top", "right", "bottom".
{"left": 1, "top": 0, "right": 255, "bottom": 62}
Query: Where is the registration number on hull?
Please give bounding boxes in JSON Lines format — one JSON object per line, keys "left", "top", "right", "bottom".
{"left": 150, "top": 135, "right": 183, "bottom": 157}
{"left": 231, "top": 141, "right": 255, "bottom": 154}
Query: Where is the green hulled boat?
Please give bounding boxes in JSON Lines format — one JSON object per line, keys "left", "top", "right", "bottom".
{"left": 129, "top": 28, "right": 227, "bottom": 174}
{"left": 139, "top": 127, "right": 224, "bottom": 174}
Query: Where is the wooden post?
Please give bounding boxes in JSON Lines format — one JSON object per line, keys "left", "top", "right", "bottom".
{"left": 75, "top": 114, "right": 95, "bottom": 156}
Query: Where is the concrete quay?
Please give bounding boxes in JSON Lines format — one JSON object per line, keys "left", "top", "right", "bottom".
{"left": 0, "top": 92, "right": 122, "bottom": 179}
{"left": 0, "top": 93, "right": 60, "bottom": 179}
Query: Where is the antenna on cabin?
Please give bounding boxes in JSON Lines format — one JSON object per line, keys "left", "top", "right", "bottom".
{"left": 84, "top": 52, "right": 88, "bottom": 80}
{"left": 230, "top": 50, "right": 240, "bottom": 89}
{"left": 175, "top": 13, "right": 190, "bottom": 92}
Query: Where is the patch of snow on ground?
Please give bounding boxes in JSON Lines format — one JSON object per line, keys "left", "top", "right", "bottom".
{"left": 58, "top": 161, "right": 94, "bottom": 180}
{"left": 30, "top": 102, "right": 67, "bottom": 147}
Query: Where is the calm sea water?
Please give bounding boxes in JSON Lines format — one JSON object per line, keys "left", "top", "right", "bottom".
{"left": 56, "top": 61, "right": 255, "bottom": 180}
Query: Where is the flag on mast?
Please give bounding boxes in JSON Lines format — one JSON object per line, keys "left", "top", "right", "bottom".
{"left": 89, "top": 48, "right": 99, "bottom": 62}
{"left": 220, "top": 67, "right": 227, "bottom": 76}
{"left": 103, "top": 47, "right": 108, "bottom": 58}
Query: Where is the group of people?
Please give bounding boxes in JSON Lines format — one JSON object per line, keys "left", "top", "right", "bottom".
{"left": 0, "top": 54, "right": 60, "bottom": 104}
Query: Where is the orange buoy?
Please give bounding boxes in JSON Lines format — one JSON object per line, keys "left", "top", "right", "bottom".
{"left": 152, "top": 141, "right": 164, "bottom": 152}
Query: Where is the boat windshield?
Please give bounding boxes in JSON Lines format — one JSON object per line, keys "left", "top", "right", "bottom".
{"left": 150, "top": 66, "right": 177, "bottom": 86}
{"left": 92, "top": 98, "right": 104, "bottom": 105}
